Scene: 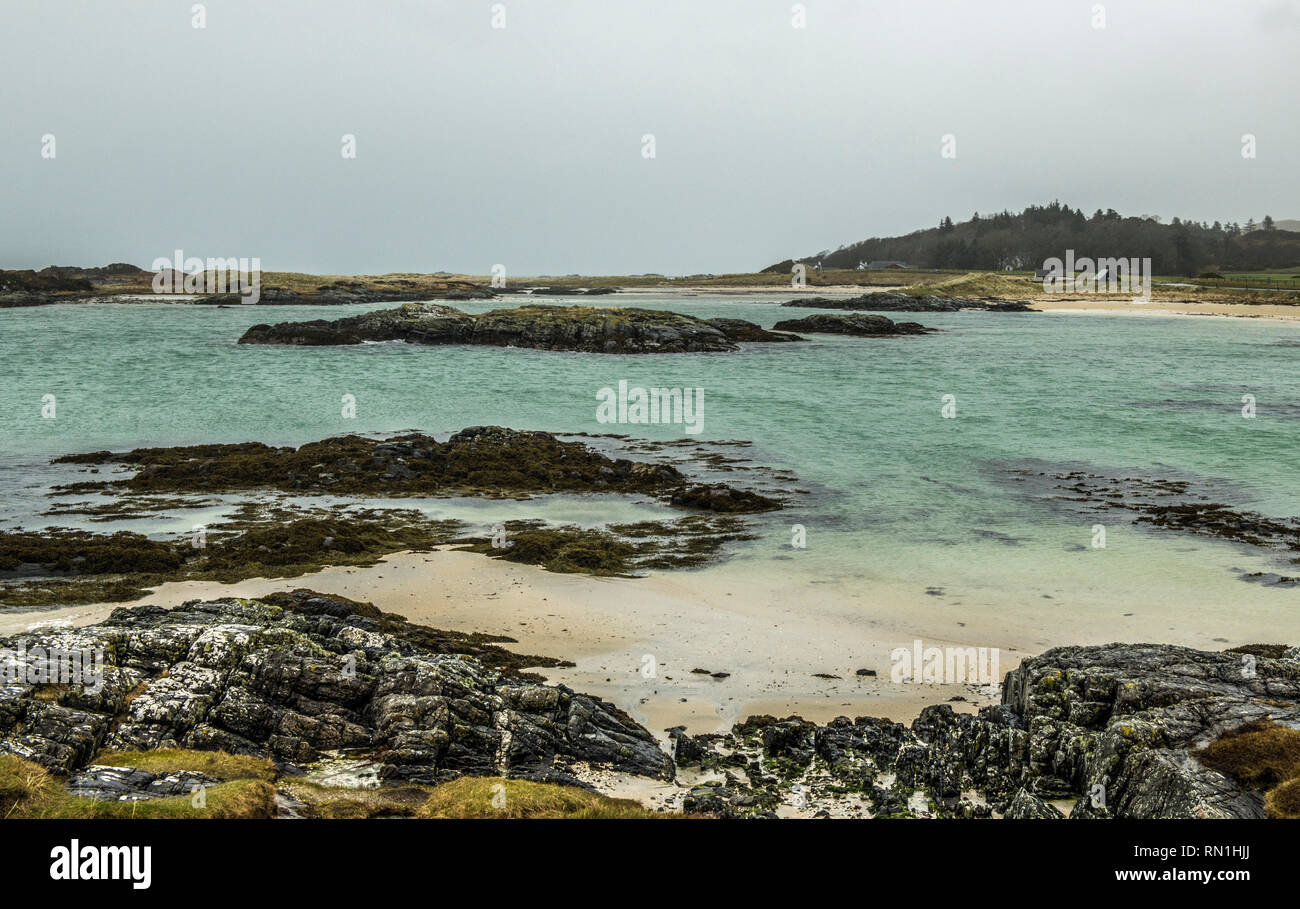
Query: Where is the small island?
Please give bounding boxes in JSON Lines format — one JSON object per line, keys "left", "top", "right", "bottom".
{"left": 238, "top": 302, "right": 805, "bottom": 353}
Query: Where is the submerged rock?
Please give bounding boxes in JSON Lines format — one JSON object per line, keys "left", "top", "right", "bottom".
{"left": 0, "top": 590, "right": 675, "bottom": 784}
{"left": 239, "top": 303, "right": 798, "bottom": 353}
{"left": 771, "top": 313, "right": 932, "bottom": 336}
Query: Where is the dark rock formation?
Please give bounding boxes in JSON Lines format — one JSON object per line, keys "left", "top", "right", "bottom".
{"left": 669, "top": 484, "right": 783, "bottom": 513}
{"left": 239, "top": 302, "right": 798, "bottom": 353}
{"left": 703, "top": 318, "right": 803, "bottom": 343}
{"left": 771, "top": 313, "right": 932, "bottom": 336}
{"left": 0, "top": 590, "right": 674, "bottom": 784}
{"left": 67, "top": 766, "right": 219, "bottom": 801}
{"left": 780, "top": 292, "right": 1036, "bottom": 312}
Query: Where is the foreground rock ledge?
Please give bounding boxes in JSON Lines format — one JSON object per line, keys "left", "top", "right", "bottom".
{"left": 0, "top": 590, "right": 674, "bottom": 784}
{"left": 674, "top": 642, "right": 1300, "bottom": 818}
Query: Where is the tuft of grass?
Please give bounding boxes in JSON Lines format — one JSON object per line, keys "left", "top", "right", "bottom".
{"left": 0, "top": 754, "right": 275, "bottom": 819}
{"left": 1265, "top": 777, "right": 1300, "bottom": 819}
{"left": 278, "top": 780, "right": 437, "bottom": 818}
{"left": 92, "top": 748, "right": 276, "bottom": 782}
{"left": 415, "top": 776, "right": 665, "bottom": 819}
{"left": 286, "top": 774, "right": 672, "bottom": 819}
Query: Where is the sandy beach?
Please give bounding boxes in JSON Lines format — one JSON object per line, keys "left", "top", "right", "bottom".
{"left": 1028, "top": 295, "right": 1300, "bottom": 321}
{"left": 8, "top": 537, "right": 1295, "bottom": 748}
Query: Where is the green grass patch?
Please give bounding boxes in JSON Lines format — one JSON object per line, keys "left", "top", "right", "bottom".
{"left": 0, "top": 754, "right": 276, "bottom": 819}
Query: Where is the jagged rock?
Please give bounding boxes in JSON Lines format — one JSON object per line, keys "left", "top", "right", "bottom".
{"left": 66, "top": 766, "right": 219, "bottom": 801}
{"left": 668, "top": 726, "right": 703, "bottom": 765}
{"left": 673, "top": 643, "right": 1299, "bottom": 818}
{"left": 0, "top": 591, "right": 674, "bottom": 784}
{"left": 1004, "top": 788, "right": 1064, "bottom": 819}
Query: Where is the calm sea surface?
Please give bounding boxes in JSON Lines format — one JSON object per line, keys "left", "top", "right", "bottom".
{"left": 3, "top": 295, "right": 1299, "bottom": 617}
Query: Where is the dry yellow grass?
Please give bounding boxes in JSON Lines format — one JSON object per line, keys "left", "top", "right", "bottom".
{"left": 0, "top": 754, "right": 276, "bottom": 819}
{"left": 903, "top": 271, "right": 1040, "bottom": 299}
{"left": 2, "top": 749, "right": 672, "bottom": 819}
{"left": 416, "top": 776, "right": 667, "bottom": 819}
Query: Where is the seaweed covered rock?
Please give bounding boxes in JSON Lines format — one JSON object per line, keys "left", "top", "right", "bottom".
{"left": 53, "top": 427, "right": 778, "bottom": 513}
{"left": 0, "top": 590, "right": 674, "bottom": 784}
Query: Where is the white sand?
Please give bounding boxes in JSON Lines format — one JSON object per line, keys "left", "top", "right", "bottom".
{"left": 9, "top": 538, "right": 1297, "bottom": 744}
{"left": 0, "top": 549, "right": 1004, "bottom": 739}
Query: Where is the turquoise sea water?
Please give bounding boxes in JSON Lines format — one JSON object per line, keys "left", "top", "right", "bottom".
{"left": 3, "top": 295, "right": 1299, "bottom": 621}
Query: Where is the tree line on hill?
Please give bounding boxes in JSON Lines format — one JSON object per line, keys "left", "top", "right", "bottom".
{"left": 768, "top": 203, "right": 1300, "bottom": 276}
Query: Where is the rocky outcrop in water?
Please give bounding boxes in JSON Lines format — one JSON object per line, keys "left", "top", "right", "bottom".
{"left": 704, "top": 318, "right": 803, "bottom": 342}
{"left": 771, "top": 313, "right": 932, "bottom": 336}
{"left": 239, "top": 302, "right": 796, "bottom": 352}
{"left": 0, "top": 590, "right": 674, "bottom": 784}
{"left": 781, "top": 292, "right": 1036, "bottom": 312}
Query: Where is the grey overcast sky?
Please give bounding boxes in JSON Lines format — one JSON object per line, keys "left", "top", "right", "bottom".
{"left": 2, "top": 0, "right": 1297, "bottom": 275}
